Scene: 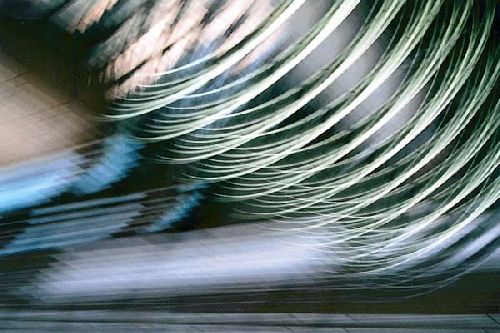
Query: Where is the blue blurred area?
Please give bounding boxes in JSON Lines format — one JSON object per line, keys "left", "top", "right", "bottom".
{"left": 0, "top": 152, "right": 81, "bottom": 213}
{"left": 71, "top": 132, "right": 142, "bottom": 195}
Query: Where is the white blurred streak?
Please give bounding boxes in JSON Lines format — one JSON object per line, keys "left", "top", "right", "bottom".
{"left": 287, "top": 1, "right": 425, "bottom": 150}
{"left": 32, "top": 223, "right": 328, "bottom": 302}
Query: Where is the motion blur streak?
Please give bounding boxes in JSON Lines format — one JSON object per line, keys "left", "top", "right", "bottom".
{"left": 0, "top": 0, "right": 498, "bottom": 321}
{"left": 27, "top": 223, "right": 328, "bottom": 302}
